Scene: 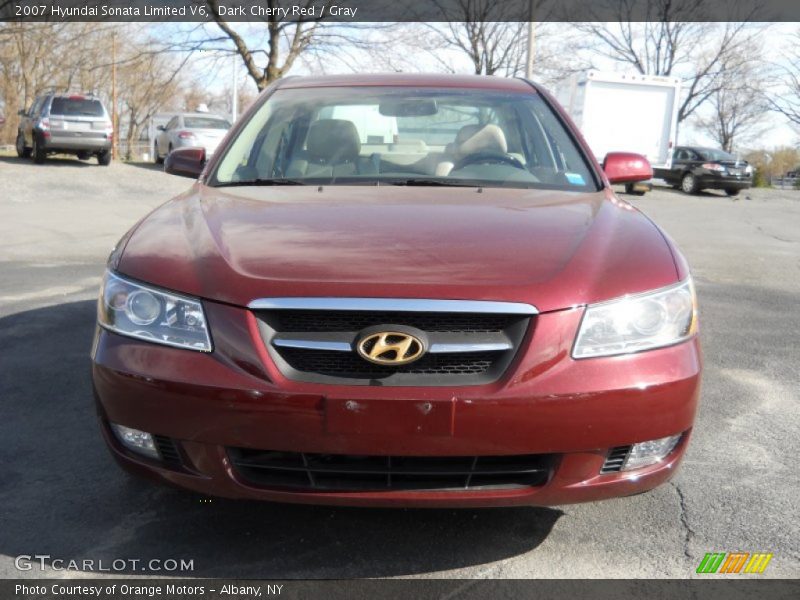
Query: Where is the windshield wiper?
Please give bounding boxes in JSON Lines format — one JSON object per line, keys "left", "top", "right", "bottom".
{"left": 388, "top": 178, "right": 479, "bottom": 187}
{"left": 215, "top": 178, "right": 307, "bottom": 187}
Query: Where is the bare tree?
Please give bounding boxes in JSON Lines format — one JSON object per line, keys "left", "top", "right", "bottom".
{"left": 574, "top": 0, "right": 765, "bottom": 122}
{"left": 201, "top": 0, "right": 382, "bottom": 91}
{"left": 414, "top": 1, "right": 566, "bottom": 78}
{"left": 0, "top": 23, "right": 189, "bottom": 152}
{"left": 694, "top": 83, "right": 768, "bottom": 152}
{"left": 745, "top": 146, "right": 800, "bottom": 185}
{"left": 386, "top": 2, "right": 580, "bottom": 84}
{"left": 423, "top": 3, "right": 528, "bottom": 76}
{"left": 205, "top": 0, "right": 319, "bottom": 90}
{"left": 693, "top": 45, "right": 769, "bottom": 152}
{"left": 118, "top": 48, "right": 188, "bottom": 159}
{"left": 0, "top": 23, "right": 117, "bottom": 143}
{"left": 766, "top": 29, "right": 800, "bottom": 128}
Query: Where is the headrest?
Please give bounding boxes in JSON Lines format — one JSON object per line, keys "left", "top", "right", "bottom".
{"left": 454, "top": 124, "right": 508, "bottom": 158}
{"left": 390, "top": 138, "right": 428, "bottom": 152}
{"left": 306, "top": 119, "right": 361, "bottom": 163}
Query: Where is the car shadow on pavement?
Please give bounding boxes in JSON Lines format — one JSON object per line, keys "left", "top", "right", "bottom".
{"left": 0, "top": 154, "right": 98, "bottom": 168}
{"left": 648, "top": 185, "right": 744, "bottom": 199}
{"left": 0, "top": 300, "right": 563, "bottom": 578}
{"left": 125, "top": 161, "right": 169, "bottom": 173}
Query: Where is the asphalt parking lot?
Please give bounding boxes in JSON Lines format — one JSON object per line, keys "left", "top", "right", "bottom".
{"left": 1, "top": 154, "right": 798, "bottom": 579}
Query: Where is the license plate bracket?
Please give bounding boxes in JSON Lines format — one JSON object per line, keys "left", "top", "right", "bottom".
{"left": 325, "top": 397, "right": 455, "bottom": 436}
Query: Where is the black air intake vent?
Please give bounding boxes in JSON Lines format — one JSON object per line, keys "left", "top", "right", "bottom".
{"left": 153, "top": 435, "right": 184, "bottom": 468}
{"left": 229, "top": 448, "right": 557, "bottom": 492}
{"left": 601, "top": 445, "right": 632, "bottom": 474}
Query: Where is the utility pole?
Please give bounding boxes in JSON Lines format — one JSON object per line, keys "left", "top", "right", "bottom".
{"left": 231, "top": 53, "right": 238, "bottom": 123}
{"left": 525, "top": 0, "right": 536, "bottom": 79}
{"left": 111, "top": 31, "right": 118, "bottom": 160}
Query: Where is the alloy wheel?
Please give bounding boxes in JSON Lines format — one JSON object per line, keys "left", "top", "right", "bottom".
{"left": 681, "top": 174, "right": 696, "bottom": 194}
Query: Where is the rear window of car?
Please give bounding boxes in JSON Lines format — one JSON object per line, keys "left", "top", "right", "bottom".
{"left": 697, "top": 148, "right": 735, "bottom": 161}
{"left": 50, "top": 97, "right": 105, "bottom": 117}
{"left": 184, "top": 117, "right": 231, "bottom": 129}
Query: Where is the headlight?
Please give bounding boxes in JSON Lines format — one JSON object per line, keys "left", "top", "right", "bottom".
{"left": 572, "top": 278, "right": 697, "bottom": 359}
{"left": 98, "top": 271, "right": 212, "bottom": 352}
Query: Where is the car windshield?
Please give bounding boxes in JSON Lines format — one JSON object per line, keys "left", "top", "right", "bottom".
{"left": 184, "top": 117, "right": 231, "bottom": 129}
{"left": 697, "top": 148, "right": 736, "bottom": 162}
{"left": 210, "top": 87, "right": 597, "bottom": 190}
{"left": 50, "top": 97, "right": 104, "bottom": 117}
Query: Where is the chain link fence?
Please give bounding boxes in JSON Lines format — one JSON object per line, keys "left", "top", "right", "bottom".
{"left": 117, "top": 140, "right": 154, "bottom": 162}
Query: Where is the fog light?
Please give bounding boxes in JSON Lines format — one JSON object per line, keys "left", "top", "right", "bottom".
{"left": 622, "top": 434, "right": 682, "bottom": 471}
{"left": 110, "top": 423, "right": 159, "bottom": 459}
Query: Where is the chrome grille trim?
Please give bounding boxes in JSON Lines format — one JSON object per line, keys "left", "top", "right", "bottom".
{"left": 248, "top": 297, "right": 538, "bottom": 315}
{"left": 272, "top": 338, "right": 513, "bottom": 354}
{"left": 430, "top": 341, "right": 512, "bottom": 353}
{"left": 273, "top": 339, "right": 353, "bottom": 352}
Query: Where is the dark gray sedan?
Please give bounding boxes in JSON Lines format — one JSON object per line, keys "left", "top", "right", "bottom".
{"left": 654, "top": 146, "right": 753, "bottom": 196}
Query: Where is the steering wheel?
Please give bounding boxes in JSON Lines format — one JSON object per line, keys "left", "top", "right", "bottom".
{"left": 453, "top": 151, "right": 526, "bottom": 172}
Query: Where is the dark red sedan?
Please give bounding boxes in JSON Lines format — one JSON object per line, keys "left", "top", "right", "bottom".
{"left": 92, "top": 74, "right": 701, "bottom": 507}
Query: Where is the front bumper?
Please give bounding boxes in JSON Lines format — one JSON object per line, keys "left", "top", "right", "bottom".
{"left": 92, "top": 302, "right": 701, "bottom": 507}
{"left": 696, "top": 172, "right": 752, "bottom": 190}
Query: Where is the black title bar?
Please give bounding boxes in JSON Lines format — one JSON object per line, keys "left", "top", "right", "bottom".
{"left": 3, "top": 0, "right": 800, "bottom": 22}
{"left": 4, "top": 579, "right": 800, "bottom": 600}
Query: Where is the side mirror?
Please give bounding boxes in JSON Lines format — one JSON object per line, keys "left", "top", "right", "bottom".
{"left": 164, "top": 147, "right": 206, "bottom": 179}
{"left": 603, "top": 152, "right": 653, "bottom": 184}
{"left": 156, "top": 125, "right": 166, "bottom": 132}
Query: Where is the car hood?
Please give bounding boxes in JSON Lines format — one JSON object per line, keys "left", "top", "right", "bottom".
{"left": 116, "top": 185, "right": 679, "bottom": 312}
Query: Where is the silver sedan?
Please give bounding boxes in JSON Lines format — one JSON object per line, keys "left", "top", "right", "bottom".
{"left": 154, "top": 113, "right": 231, "bottom": 164}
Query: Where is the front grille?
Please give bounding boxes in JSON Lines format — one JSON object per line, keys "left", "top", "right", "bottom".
{"left": 228, "top": 448, "right": 556, "bottom": 492}
{"left": 279, "top": 348, "right": 496, "bottom": 376}
{"left": 600, "top": 445, "right": 632, "bottom": 474}
{"left": 273, "top": 310, "right": 521, "bottom": 333}
{"left": 255, "top": 302, "right": 533, "bottom": 386}
{"left": 153, "top": 435, "right": 184, "bottom": 468}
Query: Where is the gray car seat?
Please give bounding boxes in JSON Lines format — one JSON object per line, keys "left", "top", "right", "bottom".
{"left": 286, "top": 119, "right": 363, "bottom": 178}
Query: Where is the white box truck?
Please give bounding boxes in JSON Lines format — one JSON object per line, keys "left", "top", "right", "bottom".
{"left": 555, "top": 71, "right": 681, "bottom": 194}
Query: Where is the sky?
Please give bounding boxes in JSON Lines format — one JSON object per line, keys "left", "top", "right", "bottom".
{"left": 169, "top": 20, "right": 799, "bottom": 151}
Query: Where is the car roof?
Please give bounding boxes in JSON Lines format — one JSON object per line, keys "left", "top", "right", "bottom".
{"left": 276, "top": 73, "right": 535, "bottom": 93}
{"left": 681, "top": 146, "right": 726, "bottom": 153}
{"left": 179, "top": 113, "right": 230, "bottom": 119}
{"left": 48, "top": 93, "right": 101, "bottom": 100}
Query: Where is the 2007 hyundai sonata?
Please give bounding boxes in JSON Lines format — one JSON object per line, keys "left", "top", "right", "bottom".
{"left": 92, "top": 74, "right": 701, "bottom": 507}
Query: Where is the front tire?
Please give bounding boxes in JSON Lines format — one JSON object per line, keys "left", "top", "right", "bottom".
{"left": 32, "top": 135, "right": 46, "bottom": 164}
{"left": 725, "top": 188, "right": 741, "bottom": 197}
{"left": 154, "top": 145, "right": 164, "bottom": 164}
{"left": 16, "top": 132, "right": 32, "bottom": 158}
{"left": 624, "top": 183, "right": 646, "bottom": 196}
{"left": 681, "top": 173, "right": 698, "bottom": 195}
{"left": 97, "top": 149, "right": 111, "bottom": 166}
